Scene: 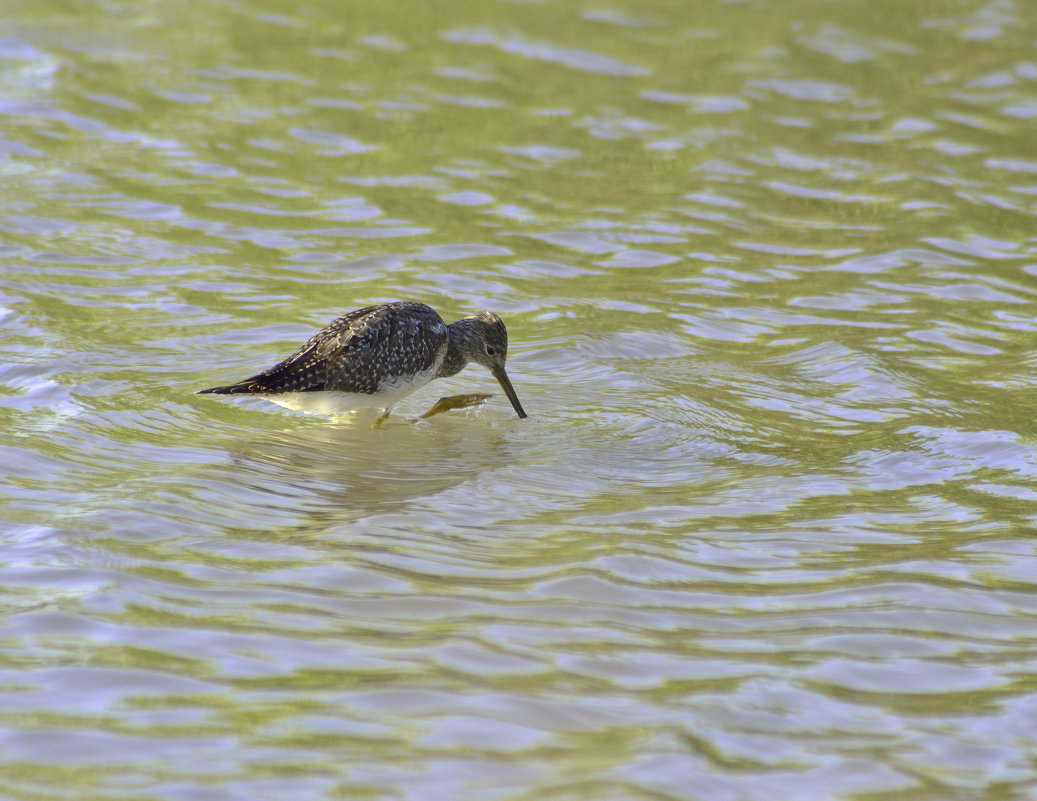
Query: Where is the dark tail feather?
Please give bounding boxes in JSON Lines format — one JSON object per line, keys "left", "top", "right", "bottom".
{"left": 197, "top": 381, "right": 257, "bottom": 395}
{"left": 197, "top": 347, "right": 329, "bottom": 395}
{"left": 198, "top": 366, "right": 324, "bottom": 395}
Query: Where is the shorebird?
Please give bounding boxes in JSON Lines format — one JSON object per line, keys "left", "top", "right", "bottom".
{"left": 198, "top": 301, "right": 528, "bottom": 421}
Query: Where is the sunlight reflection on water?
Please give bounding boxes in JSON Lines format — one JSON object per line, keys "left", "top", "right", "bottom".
{"left": 2, "top": 0, "right": 1037, "bottom": 798}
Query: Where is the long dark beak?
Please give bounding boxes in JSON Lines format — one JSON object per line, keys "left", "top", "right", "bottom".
{"left": 491, "top": 365, "right": 528, "bottom": 419}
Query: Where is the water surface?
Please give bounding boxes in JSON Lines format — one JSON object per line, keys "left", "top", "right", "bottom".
{"left": 2, "top": 0, "right": 1037, "bottom": 798}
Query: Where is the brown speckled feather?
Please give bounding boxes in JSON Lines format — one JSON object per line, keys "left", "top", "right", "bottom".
{"left": 198, "top": 302, "right": 449, "bottom": 396}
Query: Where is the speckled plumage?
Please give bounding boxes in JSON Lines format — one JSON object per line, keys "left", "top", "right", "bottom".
{"left": 198, "top": 301, "right": 528, "bottom": 418}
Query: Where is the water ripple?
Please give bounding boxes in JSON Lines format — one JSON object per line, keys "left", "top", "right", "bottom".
{"left": 3, "top": 0, "right": 1037, "bottom": 798}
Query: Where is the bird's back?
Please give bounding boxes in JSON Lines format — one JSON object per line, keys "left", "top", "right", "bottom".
{"left": 199, "top": 302, "right": 449, "bottom": 396}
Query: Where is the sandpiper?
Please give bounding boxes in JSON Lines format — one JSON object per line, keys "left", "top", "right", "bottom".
{"left": 198, "top": 301, "right": 528, "bottom": 420}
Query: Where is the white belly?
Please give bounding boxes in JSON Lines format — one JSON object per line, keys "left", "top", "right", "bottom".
{"left": 257, "top": 367, "right": 438, "bottom": 416}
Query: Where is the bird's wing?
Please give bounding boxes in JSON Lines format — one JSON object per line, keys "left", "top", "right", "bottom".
{"left": 323, "top": 303, "right": 448, "bottom": 394}
{"left": 198, "top": 303, "right": 447, "bottom": 395}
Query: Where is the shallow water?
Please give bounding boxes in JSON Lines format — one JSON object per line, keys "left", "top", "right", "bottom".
{"left": 3, "top": 0, "right": 1037, "bottom": 798}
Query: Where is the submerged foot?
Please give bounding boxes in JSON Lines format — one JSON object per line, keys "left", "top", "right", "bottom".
{"left": 419, "top": 393, "right": 492, "bottom": 419}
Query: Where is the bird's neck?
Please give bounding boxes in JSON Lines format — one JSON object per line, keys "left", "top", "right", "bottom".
{"left": 438, "top": 322, "right": 471, "bottom": 378}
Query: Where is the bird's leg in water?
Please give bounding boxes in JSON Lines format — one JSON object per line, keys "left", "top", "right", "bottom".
{"left": 372, "top": 408, "right": 393, "bottom": 429}
{"left": 419, "top": 394, "right": 492, "bottom": 419}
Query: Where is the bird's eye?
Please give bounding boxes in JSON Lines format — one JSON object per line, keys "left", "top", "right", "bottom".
{"left": 485, "top": 345, "right": 496, "bottom": 356}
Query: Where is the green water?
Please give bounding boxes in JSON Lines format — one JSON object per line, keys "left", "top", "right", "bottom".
{"left": 2, "top": 0, "right": 1037, "bottom": 798}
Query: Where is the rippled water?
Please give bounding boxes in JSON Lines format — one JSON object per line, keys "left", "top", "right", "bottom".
{"left": 3, "top": 0, "right": 1037, "bottom": 798}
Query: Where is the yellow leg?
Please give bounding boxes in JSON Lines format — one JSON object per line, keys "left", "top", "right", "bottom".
{"left": 372, "top": 408, "right": 392, "bottom": 428}
{"left": 419, "top": 394, "right": 492, "bottom": 419}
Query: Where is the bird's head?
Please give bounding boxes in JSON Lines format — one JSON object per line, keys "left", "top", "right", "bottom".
{"left": 453, "top": 311, "right": 527, "bottom": 418}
